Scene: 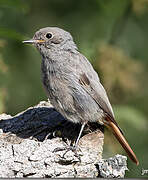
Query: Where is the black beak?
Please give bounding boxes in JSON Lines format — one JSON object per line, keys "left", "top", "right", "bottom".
{"left": 22, "top": 39, "right": 45, "bottom": 44}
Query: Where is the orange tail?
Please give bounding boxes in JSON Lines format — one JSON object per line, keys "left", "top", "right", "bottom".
{"left": 105, "top": 117, "right": 139, "bottom": 165}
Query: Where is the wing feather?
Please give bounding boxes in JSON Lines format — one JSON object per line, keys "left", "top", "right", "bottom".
{"left": 77, "top": 54, "right": 123, "bottom": 133}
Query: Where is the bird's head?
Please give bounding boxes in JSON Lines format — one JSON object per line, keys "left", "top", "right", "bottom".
{"left": 23, "top": 27, "right": 77, "bottom": 56}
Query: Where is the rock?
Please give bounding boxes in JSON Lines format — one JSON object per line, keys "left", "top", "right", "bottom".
{"left": 0, "top": 101, "right": 127, "bottom": 178}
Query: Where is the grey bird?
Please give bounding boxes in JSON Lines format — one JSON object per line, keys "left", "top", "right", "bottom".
{"left": 23, "top": 27, "right": 139, "bottom": 165}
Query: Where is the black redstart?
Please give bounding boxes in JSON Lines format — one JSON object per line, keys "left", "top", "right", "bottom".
{"left": 23, "top": 27, "right": 139, "bottom": 165}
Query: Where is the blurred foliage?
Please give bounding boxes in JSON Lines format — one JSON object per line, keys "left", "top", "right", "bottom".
{"left": 0, "top": 0, "right": 148, "bottom": 177}
{"left": 132, "top": 0, "right": 148, "bottom": 14}
{"left": 95, "top": 44, "right": 143, "bottom": 103}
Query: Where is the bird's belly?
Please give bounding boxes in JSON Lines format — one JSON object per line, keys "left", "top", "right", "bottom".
{"left": 50, "top": 95, "right": 104, "bottom": 125}
{"left": 46, "top": 85, "right": 104, "bottom": 125}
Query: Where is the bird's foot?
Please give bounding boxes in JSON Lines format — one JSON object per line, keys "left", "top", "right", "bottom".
{"left": 53, "top": 145, "right": 81, "bottom": 160}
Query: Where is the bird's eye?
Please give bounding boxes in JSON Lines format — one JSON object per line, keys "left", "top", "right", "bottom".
{"left": 46, "top": 33, "right": 53, "bottom": 39}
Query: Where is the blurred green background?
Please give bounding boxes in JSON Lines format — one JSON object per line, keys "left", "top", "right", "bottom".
{"left": 0, "top": 0, "right": 148, "bottom": 177}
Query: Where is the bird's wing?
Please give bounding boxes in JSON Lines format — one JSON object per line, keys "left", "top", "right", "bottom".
{"left": 79, "top": 72, "right": 119, "bottom": 126}
{"left": 77, "top": 54, "right": 121, "bottom": 129}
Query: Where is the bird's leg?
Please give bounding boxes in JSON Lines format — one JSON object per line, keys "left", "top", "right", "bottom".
{"left": 53, "top": 122, "right": 86, "bottom": 154}
{"left": 74, "top": 122, "right": 86, "bottom": 148}
{"left": 53, "top": 122, "right": 86, "bottom": 161}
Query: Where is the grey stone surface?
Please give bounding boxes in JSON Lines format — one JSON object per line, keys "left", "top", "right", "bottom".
{"left": 97, "top": 154, "right": 128, "bottom": 178}
{"left": 0, "top": 101, "right": 127, "bottom": 178}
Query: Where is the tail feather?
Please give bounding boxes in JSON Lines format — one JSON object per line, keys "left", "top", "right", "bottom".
{"left": 105, "top": 117, "right": 139, "bottom": 165}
